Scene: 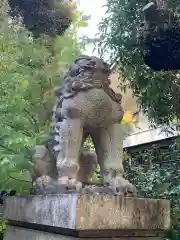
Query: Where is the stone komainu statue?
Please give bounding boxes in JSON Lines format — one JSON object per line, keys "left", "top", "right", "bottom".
{"left": 31, "top": 55, "right": 137, "bottom": 196}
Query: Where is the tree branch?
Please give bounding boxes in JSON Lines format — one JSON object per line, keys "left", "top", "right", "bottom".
{"left": 0, "top": 143, "right": 17, "bottom": 154}
{"left": 4, "top": 122, "right": 34, "bottom": 137}
{"left": 9, "top": 176, "right": 32, "bottom": 184}
{"left": 23, "top": 108, "right": 40, "bottom": 133}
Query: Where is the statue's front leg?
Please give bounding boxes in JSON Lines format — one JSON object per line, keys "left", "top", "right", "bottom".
{"left": 54, "top": 118, "right": 83, "bottom": 191}
{"left": 92, "top": 124, "right": 137, "bottom": 196}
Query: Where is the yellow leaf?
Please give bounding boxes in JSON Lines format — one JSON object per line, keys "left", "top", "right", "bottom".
{"left": 121, "top": 111, "right": 137, "bottom": 124}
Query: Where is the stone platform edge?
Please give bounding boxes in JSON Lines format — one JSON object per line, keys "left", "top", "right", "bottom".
{"left": 3, "top": 194, "right": 170, "bottom": 237}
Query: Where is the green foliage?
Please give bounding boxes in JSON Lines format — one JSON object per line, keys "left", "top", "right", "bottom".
{"left": 0, "top": 2, "right": 88, "bottom": 238}
{"left": 0, "top": 220, "right": 7, "bottom": 239}
{"left": 97, "top": 0, "right": 180, "bottom": 127}
{"left": 0, "top": 1, "right": 87, "bottom": 195}
{"left": 8, "top": 0, "right": 74, "bottom": 37}
{"left": 83, "top": 137, "right": 95, "bottom": 152}
{"left": 124, "top": 141, "right": 180, "bottom": 240}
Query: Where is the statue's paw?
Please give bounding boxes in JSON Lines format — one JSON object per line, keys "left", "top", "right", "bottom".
{"left": 33, "top": 175, "right": 56, "bottom": 194}
{"left": 57, "top": 177, "right": 83, "bottom": 193}
{"left": 107, "top": 177, "right": 137, "bottom": 196}
{"left": 33, "top": 175, "right": 53, "bottom": 188}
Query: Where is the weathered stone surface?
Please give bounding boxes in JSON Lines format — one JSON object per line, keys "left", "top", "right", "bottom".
{"left": 4, "top": 194, "right": 170, "bottom": 238}
{"left": 4, "top": 226, "right": 77, "bottom": 240}
{"left": 4, "top": 226, "right": 162, "bottom": 240}
{"left": 32, "top": 55, "right": 135, "bottom": 197}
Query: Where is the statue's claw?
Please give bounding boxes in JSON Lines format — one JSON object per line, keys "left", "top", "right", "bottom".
{"left": 33, "top": 175, "right": 57, "bottom": 194}
{"left": 33, "top": 175, "right": 83, "bottom": 194}
{"left": 107, "top": 177, "right": 137, "bottom": 196}
{"left": 58, "top": 177, "right": 83, "bottom": 193}
{"left": 101, "top": 169, "right": 137, "bottom": 196}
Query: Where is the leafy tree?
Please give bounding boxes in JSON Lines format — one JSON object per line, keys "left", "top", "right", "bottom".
{"left": 7, "top": 0, "right": 74, "bottom": 37}
{"left": 0, "top": 0, "right": 87, "bottom": 194}
{"left": 0, "top": 3, "right": 88, "bottom": 237}
{"left": 123, "top": 142, "right": 180, "bottom": 240}
{"left": 137, "top": 0, "right": 180, "bottom": 71}
{"left": 97, "top": 0, "right": 180, "bottom": 127}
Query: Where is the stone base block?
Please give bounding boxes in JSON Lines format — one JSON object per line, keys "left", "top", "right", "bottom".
{"left": 4, "top": 225, "right": 163, "bottom": 240}
{"left": 4, "top": 226, "right": 73, "bottom": 240}
{"left": 3, "top": 194, "right": 170, "bottom": 239}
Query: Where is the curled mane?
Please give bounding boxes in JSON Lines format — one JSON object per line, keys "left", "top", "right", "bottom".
{"left": 55, "top": 55, "right": 112, "bottom": 99}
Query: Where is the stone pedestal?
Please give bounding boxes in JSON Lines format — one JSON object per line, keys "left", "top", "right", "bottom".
{"left": 3, "top": 194, "right": 170, "bottom": 239}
